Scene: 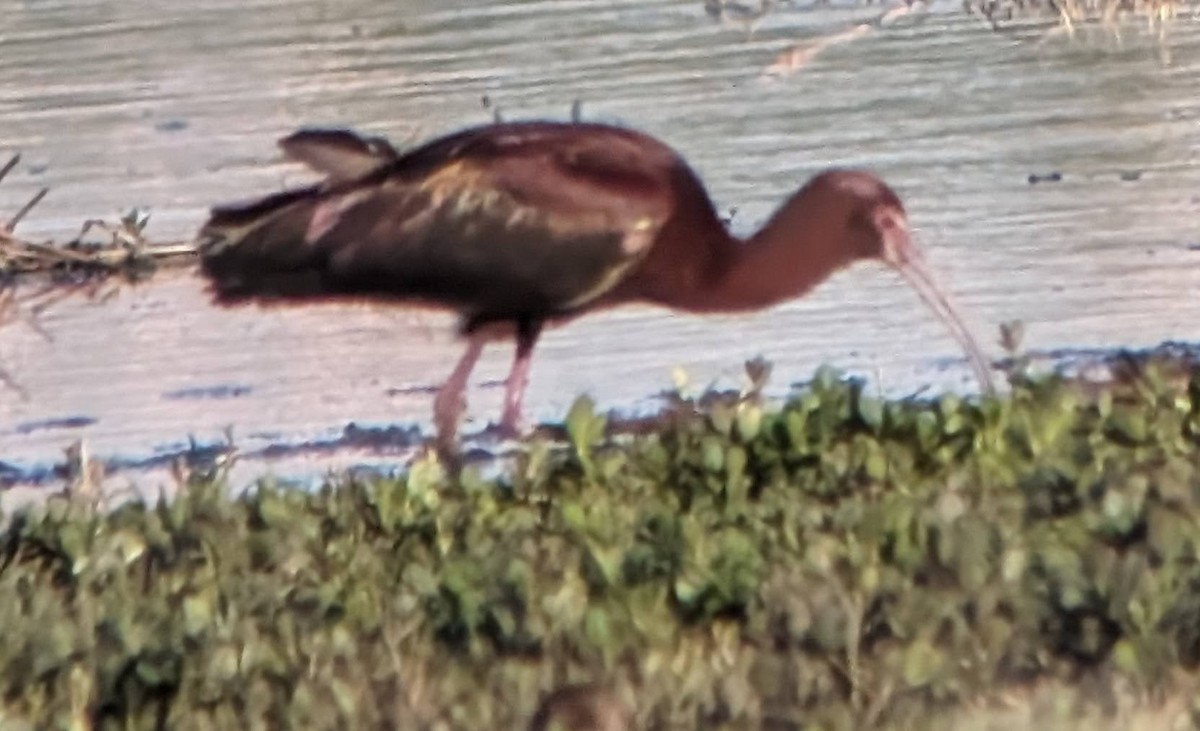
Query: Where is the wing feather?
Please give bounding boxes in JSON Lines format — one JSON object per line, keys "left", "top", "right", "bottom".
{"left": 200, "top": 123, "right": 679, "bottom": 317}
{"left": 279, "top": 129, "right": 400, "bottom": 183}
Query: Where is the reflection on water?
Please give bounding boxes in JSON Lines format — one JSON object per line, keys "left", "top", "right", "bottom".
{"left": 1, "top": 0, "right": 1200, "bottom": 492}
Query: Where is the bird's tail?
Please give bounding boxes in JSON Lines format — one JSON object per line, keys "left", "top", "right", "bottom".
{"left": 197, "top": 185, "right": 330, "bottom": 301}
{"left": 197, "top": 128, "right": 400, "bottom": 302}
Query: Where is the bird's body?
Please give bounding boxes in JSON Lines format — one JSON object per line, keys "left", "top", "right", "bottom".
{"left": 201, "top": 124, "right": 679, "bottom": 325}
{"left": 198, "top": 120, "right": 994, "bottom": 448}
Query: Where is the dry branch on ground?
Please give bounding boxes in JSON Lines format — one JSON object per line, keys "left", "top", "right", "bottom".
{"left": 2, "top": 155, "right": 197, "bottom": 281}
{"left": 1, "top": 152, "right": 199, "bottom": 320}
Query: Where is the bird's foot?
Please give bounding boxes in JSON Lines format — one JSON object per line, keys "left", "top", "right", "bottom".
{"left": 432, "top": 438, "right": 463, "bottom": 472}
{"left": 494, "top": 407, "right": 524, "bottom": 441}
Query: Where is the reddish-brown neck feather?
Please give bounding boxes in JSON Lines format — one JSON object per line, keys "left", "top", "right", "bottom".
{"left": 701, "top": 188, "right": 859, "bottom": 313}
{"left": 617, "top": 182, "right": 861, "bottom": 315}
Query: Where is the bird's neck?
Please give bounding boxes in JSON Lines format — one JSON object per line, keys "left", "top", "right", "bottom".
{"left": 699, "top": 194, "right": 851, "bottom": 313}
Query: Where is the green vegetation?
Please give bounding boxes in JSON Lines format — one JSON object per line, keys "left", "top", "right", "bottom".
{"left": 2, "top": 356, "right": 1200, "bottom": 730}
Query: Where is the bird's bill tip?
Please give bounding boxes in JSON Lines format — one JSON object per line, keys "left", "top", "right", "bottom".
{"left": 888, "top": 235, "right": 997, "bottom": 396}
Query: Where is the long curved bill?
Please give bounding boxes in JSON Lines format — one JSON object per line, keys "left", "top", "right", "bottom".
{"left": 886, "top": 227, "right": 997, "bottom": 396}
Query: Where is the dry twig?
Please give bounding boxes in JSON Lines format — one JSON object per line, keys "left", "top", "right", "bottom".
{"left": 0, "top": 152, "right": 200, "bottom": 395}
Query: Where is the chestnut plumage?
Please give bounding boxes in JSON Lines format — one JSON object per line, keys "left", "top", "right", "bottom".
{"left": 198, "top": 121, "right": 994, "bottom": 447}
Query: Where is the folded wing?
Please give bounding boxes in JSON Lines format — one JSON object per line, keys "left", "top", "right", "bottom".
{"left": 198, "top": 124, "right": 676, "bottom": 325}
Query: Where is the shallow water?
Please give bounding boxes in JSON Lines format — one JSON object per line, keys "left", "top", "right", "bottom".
{"left": 2, "top": 0, "right": 1200, "bottom": 495}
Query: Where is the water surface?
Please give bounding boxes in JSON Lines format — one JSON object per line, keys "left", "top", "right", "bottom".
{"left": 2, "top": 0, "right": 1199, "bottom": 496}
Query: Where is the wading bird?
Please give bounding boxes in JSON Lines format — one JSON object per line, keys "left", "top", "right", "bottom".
{"left": 198, "top": 121, "right": 994, "bottom": 449}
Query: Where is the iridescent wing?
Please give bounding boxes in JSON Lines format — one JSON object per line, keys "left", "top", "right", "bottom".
{"left": 201, "top": 124, "right": 677, "bottom": 322}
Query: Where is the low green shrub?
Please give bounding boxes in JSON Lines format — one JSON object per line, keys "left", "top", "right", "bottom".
{"left": 2, "top": 357, "right": 1199, "bottom": 729}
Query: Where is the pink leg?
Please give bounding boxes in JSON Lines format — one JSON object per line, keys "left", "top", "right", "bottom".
{"left": 498, "top": 320, "right": 543, "bottom": 436}
{"left": 433, "top": 334, "right": 486, "bottom": 446}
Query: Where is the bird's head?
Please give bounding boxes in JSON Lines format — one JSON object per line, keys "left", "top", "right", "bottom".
{"left": 815, "top": 170, "right": 908, "bottom": 263}
{"left": 817, "top": 170, "right": 996, "bottom": 395}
